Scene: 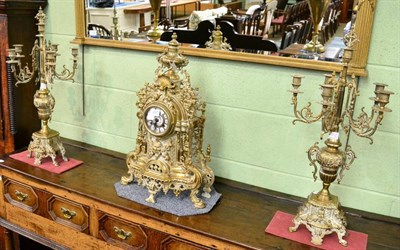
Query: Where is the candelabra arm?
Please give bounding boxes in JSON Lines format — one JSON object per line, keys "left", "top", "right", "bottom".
{"left": 10, "top": 64, "right": 35, "bottom": 86}
{"left": 337, "top": 145, "right": 356, "bottom": 183}
{"left": 54, "top": 61, "right": 78, "bottom": 82}
{"left": 7, "top": 42, "right": 40, "bottom": 86}
{"left": 292, "top": 98, "right": 324, "bottom": 125}
{"left": 307, "top": 142, "right": 320, "bottom": 181}
{"left": 344, "top": 108, "right": 382, "bottom": 144}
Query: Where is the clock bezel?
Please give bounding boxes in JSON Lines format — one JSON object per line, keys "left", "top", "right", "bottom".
{"left": 143, "top": 103, "right": 174, "bottom": 137}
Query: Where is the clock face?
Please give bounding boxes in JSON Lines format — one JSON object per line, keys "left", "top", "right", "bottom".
{"left": 144, "top": 106, "right": 171, "bottom": 136}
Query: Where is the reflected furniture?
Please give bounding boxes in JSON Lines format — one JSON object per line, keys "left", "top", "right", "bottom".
{"left": 188, "top": 6, "right": 227, "bottom": 30}
{"left": 87, "top": 2, "right": 152, "bottom": 33}
{"left": 160, "top": 20, "right": 214, "bottom": 47}
{"left": 123, "top": 0, "right": 201, "bottom": 30}
{"left": 160, "top": 20, "right": 278, "bottom": 53}
{"left": 87, "top": 23, "right": 112, "bottom": 38}
{"left": 215, "top": 13, "right": 246, "bottom": 33}
{"left": 74, "top": 0, "right": 376, "bottom": 76}
{"left": 280, "top": 43, "right": 342, "bottom": 61}
{"left": 0, "top": 139, "right": 399, "bottom": 249}
{"left": 219, "top": 20, "right": 278, "bottom": 53}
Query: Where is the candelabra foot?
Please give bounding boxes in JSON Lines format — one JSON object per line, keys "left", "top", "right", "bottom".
{"left": 289, "top": 192, "right": 348, "bottom": 246}
{"left": 303, "top": 41, "right": 326, "bottom": 54}
{"left": 27, "top": 129, "right": 68, "bottom": 167}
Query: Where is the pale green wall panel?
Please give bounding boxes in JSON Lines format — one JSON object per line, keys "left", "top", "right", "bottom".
{"left": 187, "top": 56, "right": 328, "bottom": 116}
{"left": 51, "top": 121, "right": 135, "bottom": 154}
{"left": 83, "top": 46, "right": 159, "bottom": 91}
{"left": 368, "top": 0, "right": 400, "bottom": 67}
{"left": 204, "top": 104, "right": 322, "bottom": 177}
{"left": 40, "top": 0, "right": 399, "bottom": 217}
{"left": 45, "top": 0, "right": 76, "bottom": 36}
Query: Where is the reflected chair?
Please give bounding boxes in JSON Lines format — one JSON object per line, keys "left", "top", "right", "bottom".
{"left": 260, "top": 0, "right": 278, "bottom": 37}
{"left": 242, "top": 7, "right": 263, "bottom": 35}
{"left": 271, "top": 4, "right": 293, "bottom": 37}
{"left": 87, "top": 23, "right": 111, "bottom": 39}
{"left": 279, "top": 25, "right": 295, "bottom": 50}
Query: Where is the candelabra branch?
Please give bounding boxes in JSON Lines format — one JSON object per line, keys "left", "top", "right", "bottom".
{"left": 307, "top": 142, "right": 320, "bottom": 181}
{"left": 343, "top": 82, "right": 393, "bottom": 144}
{"left": 7, "top": 42, "right": 40, "bottom": 86}
{"left": 289, "top": 74, "right": 326, "bottom": 126}
{"left": 54, "top": 61, "right": 78, "bottom": 82}
{"left": 292, "top": 101, "right": 324, "bottom": 125}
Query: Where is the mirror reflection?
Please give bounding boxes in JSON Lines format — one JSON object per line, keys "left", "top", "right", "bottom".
{"left": 86, "top": 0, "right": 351, "bottom": 61}
{"left": 77, "top": 0, "right": 375, "bottom": 74}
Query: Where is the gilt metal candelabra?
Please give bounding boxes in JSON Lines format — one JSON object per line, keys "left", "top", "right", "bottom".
{"left": 147, "top": 0, "right": 163, "bottom": 41}
{"left": 288, "top": 24, "right": 393, "bottom": 246}
{"left": 6, "top": 8, "right": 78, "bottom": 166}
{"left": 111, "top": 5, "right": 122, "bottom": 40}
{"left": 303, "top": 0, "right": 330, "bottom": 53}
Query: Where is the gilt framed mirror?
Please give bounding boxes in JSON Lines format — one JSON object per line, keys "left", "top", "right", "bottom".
{"left": 73, "top": 0, "right": 375, "bottom": 76}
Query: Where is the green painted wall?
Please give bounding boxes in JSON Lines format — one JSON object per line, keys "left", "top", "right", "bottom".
{"left": 43, "top": 0, "right": 399, "bottom": 217}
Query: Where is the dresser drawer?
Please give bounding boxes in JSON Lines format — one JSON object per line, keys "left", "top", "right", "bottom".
{"left": 3, "top": 179, "right": 38, "bottom": 212}
{"left": 47, "top": 196, "right": 89, "bottom": 233}
{"left": 161, "top": 236, "right": 211, "bottom": 250}
{"left": 98, "top": 213, "right": 148, "bottom": 249}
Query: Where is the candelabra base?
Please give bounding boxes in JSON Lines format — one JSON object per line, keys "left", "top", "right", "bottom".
{"left": 147, "top": 28, "right": 163, "bottom": 42}
{"left": 27, "top": 129, "right": 68, "bottom": 167}
{"left": 303, "top": 41, "right": 325, "bottom": 54}
{"left": 289, "top": 192, "right": 348, "bottom": 246}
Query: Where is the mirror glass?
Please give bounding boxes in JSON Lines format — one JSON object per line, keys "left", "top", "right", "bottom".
{"left": 74, "top": 0, "right": 375, "bottom": 76}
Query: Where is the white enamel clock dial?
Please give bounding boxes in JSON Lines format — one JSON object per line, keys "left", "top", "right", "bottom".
{"left": 144, "top": 106, "right": 171, "bottom": 136}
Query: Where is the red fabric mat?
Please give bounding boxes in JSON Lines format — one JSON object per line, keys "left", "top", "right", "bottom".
{"left": 265, "top": 211, "right": 368, "bottom": 250}
{"left": 10, "top": 150, "right": 83, "bottom": 174}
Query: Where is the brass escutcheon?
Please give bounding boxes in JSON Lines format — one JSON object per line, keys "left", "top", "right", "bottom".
{"left": 113, "top": 226, "right": 132, "bottom": 240}
{"left": 15, "top": 190, "right": 28, "bottom": 202}
{"left": 61, "top": 207, "right": 76, "bottom": 220}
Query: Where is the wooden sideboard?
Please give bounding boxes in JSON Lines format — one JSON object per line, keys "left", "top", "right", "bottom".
{"left": 0, "top": 139, "right": 399, "bottom": 249}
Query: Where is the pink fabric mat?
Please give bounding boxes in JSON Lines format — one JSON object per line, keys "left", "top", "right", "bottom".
{"left": 10, "top": 150, "right": 83, "bottom": 174}
{"left": 265, "top": 211, "right": 368, "bottom": 250}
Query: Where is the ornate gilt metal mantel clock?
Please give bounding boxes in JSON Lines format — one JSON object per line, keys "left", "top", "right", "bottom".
{"left": 121, "top": 34, "right": 215, "bottom": 208}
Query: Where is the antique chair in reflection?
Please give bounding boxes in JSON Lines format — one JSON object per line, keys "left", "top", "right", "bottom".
{"left": 242, "top": 7, "right": 263, "bottom": 35}
{"left": 271, "top": 0, "right": 308, "bottom": 37}
{"left": 275, "top": 0, "right": 289, "bottom": 13}
{"left": 87, "top": 23, "right": 111, "bottom": 39}
{"left": 279, "top": 25, "right": 295, "bottom": 50}
{"left": 260, "top": 0, "right": 278, "bottom": 37}
{"left": 297, "top": 19, "right": 312, "bottom": 44}
{"left": 271, "top": 4, "right": 293, "bottom": 37}
{"left": 160, "top": 20, "right": 215, "bottom": 47}
{"left": 219, "top": 20, "right": 278, "bottom": 53}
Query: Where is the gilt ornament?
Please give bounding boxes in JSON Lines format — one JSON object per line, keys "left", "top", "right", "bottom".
{"left": 121, "top": 34, "right": 215, "bottom": 208}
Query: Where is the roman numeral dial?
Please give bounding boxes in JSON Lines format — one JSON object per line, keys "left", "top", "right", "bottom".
{"left": 144, "top": 106, "right": 172, "bottom": 136}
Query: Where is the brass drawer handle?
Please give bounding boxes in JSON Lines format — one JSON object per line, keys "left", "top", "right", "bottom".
{"left": 15, "top": 190, "right": 28, "bottom": 202}
{"left": 61, "top": 207, "right": 76, "bottom": 220}
{"left": 113, "top": 226, "right": 132, "bottom": 240}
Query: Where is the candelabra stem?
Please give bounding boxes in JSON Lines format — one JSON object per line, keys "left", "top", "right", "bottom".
{"left": 27, "top": 87, "right": 67, "bottom": 166}
{"left": 289, "top": 137, "right": 355, "bottom": 246}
